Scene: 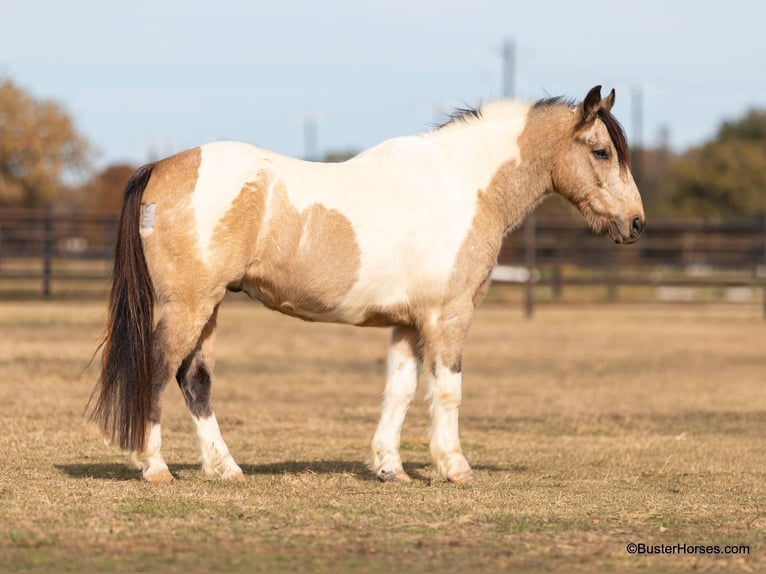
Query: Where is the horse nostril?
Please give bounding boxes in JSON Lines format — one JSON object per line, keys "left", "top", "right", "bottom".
{"left": 631, "top": 216, "right": 644, "bottom": 238}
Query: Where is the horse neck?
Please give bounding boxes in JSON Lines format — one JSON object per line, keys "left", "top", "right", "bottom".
{"left": 432, "top": 103, "right": 567, "bottom": 234}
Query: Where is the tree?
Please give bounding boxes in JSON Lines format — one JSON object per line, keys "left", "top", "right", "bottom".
{"left": 0, "top": 78, "right": 92, "bottom": 207}
{"left": 660, "top": 109, "right": 766, "bottom": 217}
{"left": 79, "top": 163, "right": 136, "bottom": 213}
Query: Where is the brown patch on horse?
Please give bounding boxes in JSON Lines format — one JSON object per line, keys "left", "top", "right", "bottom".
{"left": 211, "top": 177, "right": 268, "bottom": 291}
{"left": 140, "top": 147, "right": 209, "bottom": 298}
{"left": 358, "top": 302, "right": 417, "bottom": 327}
{"left": 241, "top": 179, "right": 361, "bottom": 319}
{"left": 141, "top": 147, "right": 202, "bottom": 207}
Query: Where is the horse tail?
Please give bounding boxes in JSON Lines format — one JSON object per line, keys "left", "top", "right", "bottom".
{"left": 87, "top": 163, "right": 156, "bottom": 453}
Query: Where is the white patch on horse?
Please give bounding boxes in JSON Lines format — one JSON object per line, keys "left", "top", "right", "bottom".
{"left": 263, "top": 109, "right": 528, "bottom": 316}
{"left": 193, "top": 413, "right": 243, "bottom": 480}
{"left": 427, "top": 360, "right": 473, "bottom": 482}
{"left": 369, "top": 327, "right": 420, "bottom": 481}
{"left": 139, "top": 423, "right": 173, "bottom": 482}
{"left": 191, "top": 143, "right": 266, "bottom": 263}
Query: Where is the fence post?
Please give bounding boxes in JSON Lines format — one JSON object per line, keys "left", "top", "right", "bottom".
{"left": 607, "top": 248, "right": 619, "bottom": 302}
{"left": 42, "top": 209, "right": 53, "bottom": 298}
{"left": 524, "top": 213, "right": 536, "bottom": 318}
{"left": 552, "top": 254, "right": 562, "bottom": 299}
{"left": 762, "top": 216, "right": 766, "bottom": 319}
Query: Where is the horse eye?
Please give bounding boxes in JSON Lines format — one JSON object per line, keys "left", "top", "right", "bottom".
{"left": 592, "top": 149, "right": 610, "bottom": 160}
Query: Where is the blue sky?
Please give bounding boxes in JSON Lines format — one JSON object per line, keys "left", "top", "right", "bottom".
{"left": 3, "top": 0, "right": 765, "bottom": 167}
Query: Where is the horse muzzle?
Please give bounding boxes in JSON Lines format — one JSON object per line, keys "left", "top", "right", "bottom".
{"left": 609, "top": 215, "right": 645, "bottom": 245}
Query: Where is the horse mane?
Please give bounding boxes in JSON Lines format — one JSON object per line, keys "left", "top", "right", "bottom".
{"left": 435, "top": 105, "right": 483, "bottom": 129}
{"left": 533, "top": 95, "right": 577, "bottom": 109}
{"left": 535, "top": 94, "right": 631, "bottom": 171}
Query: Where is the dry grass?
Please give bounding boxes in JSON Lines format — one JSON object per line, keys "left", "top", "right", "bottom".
{"left": 0, "top": 296, "right": 764, "bottom": 572}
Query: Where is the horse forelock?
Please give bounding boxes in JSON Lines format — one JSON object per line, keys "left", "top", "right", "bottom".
{"left": 597, "top": 108, "right": 631, "bottom": 171}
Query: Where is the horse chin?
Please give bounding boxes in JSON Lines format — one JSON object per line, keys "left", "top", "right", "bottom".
{"left": 582, "top": 210, "right": 614, "bottom": 241}
{"left": 584, "top": 211, "right": 631, "bottom": 245}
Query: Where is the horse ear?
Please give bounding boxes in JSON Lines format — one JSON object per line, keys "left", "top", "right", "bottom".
{"left": 602, "top": 88, "right": 615, "bottom": 113}
{"left": 581, "top": 85, "right": 602, "bottom": 123}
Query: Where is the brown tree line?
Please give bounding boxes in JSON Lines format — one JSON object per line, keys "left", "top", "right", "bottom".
{"left": 1, "top": 77, "right": 765, "bottom": 217}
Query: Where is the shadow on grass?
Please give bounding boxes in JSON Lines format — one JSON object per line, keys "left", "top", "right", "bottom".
{"left": 55, "top": 463, "right": 140, "bottom": 481}
{"left": 55, "top": 460, "right": 508, "bottom": 482}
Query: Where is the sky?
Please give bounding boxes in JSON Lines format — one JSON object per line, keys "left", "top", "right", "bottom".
{"left": 3, "top": 0, "right": 765, "bottom": 169}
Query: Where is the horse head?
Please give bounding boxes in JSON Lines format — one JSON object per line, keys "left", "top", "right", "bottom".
{"left": 553, "top": 85, "right": 645, "bottom": 244}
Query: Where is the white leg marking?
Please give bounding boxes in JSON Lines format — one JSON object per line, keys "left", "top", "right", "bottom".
{"left": 427, "top": 361, "right": 473, "bottom": 483}
{"left": 135, "top": 423, "right": 174, "bottom": 482}
{"left": 194, "top": 413, "right": 243, "bottom": 480}
{"left": 369, "top": 328, "right": 419, "bottom": 482}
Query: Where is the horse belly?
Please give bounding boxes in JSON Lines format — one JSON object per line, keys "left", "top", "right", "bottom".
{"left": 239, "top": 182, "right": 363, "bottom": 323}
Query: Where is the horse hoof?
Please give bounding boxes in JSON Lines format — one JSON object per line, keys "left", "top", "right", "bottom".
{"left": 377, "top": 469, "right": 412, "bottom": 483}
{"left": 219, "top": 469, "right": 245, "bottom": 482}
{"left": 143, "top": 468, "right": 175, "bottom": 483}
{"left": 447, "top": 471, "right": 476, "bottom": 485}
{"left": 203, "top": 460, "right": 244, "bottom": 481}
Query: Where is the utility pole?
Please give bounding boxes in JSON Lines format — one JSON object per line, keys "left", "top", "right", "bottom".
{"left": 502, "top": 39, "right": 515, "bottom": 100}
{"left": 631, "top": 86, "right": 644, "bottom": 186}
{"left": 304, "top": 116, "right": 318, "bottom": 161}
{"left": 502, "top": 38, "right": 535, "bottom": 317}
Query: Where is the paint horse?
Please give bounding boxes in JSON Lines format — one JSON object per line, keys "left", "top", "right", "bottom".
{"left": 89, "top": 85, "right": 644, "bottom": 483}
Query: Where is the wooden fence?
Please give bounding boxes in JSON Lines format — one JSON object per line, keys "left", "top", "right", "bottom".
{"left": 1, "top": 209, "right": 764, "bottom": 316}
{"left": 499, "top": 215, "right": 766, "bottom": 317}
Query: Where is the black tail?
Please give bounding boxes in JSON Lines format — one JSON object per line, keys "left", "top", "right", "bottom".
{"left": 87, "top": 163, "right": 156, "bottom": 452}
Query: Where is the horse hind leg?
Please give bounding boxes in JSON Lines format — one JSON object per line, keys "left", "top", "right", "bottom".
{"left": 368, "top": 325, "right": 421, "bottom": 482}
{"left": 176, "top": 306, "right": 243, "bottom": 480}
{"left": 129, "top": 299, "right": 221, "bottom": 482}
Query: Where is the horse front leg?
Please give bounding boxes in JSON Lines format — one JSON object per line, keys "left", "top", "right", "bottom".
{"left": 423, "top": 312, "right": 475, "bottom": 484}
{"left": 369, "top": 325, "right": 421, "bottom": 482}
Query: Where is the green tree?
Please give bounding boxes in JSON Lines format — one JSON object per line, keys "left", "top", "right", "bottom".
{"left": 0, "top": 78, "right": 93, "bottom": 207}
{"left": 660, "top": 109, "right": 766, "bottom": 217}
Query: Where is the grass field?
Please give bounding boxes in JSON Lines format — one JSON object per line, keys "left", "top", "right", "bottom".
{"left": 0, "top": 296, "right": 764, "bottom": 572}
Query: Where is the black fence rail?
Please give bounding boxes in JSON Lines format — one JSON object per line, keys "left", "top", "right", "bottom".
{"left": 499, "top": 215, "right": 766, "bottom": 317}
{"left": 1, "top": 209, "right": 765, "bottom": 316}
{"left": 0, "top": 208, "right": 117, "bottom": 297}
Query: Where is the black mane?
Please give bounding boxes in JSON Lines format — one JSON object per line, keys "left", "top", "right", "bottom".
{"left": 435, "top": 106, "right": 483, "bottom": 129}
{"left": 533, "top": 95, "right": 577, "bottom": 109}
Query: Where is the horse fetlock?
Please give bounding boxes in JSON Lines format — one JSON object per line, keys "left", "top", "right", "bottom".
{"left": 202, "top": 454, "right": 244, "bottom": 481}
{"left": 127, "top": 450, "right": 143, "bottom": 470}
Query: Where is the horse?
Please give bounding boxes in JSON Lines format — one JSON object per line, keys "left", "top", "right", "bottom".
{"left": 88, "top": 85, "right": 645, "bottom": 484}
